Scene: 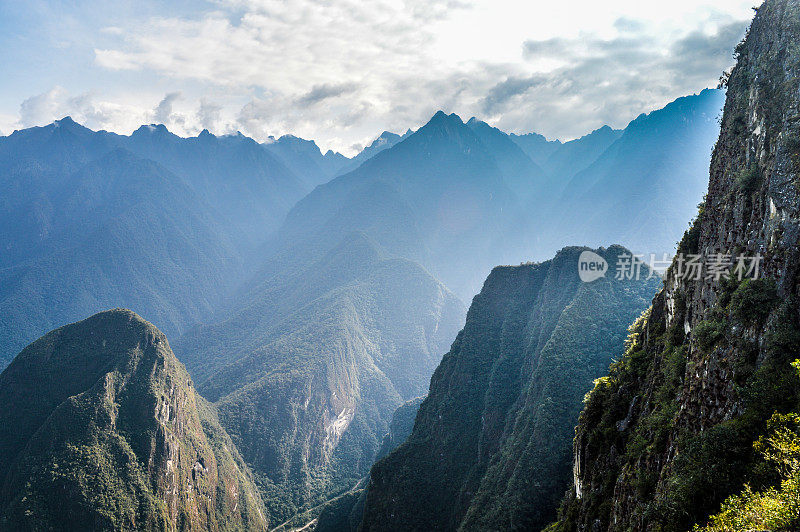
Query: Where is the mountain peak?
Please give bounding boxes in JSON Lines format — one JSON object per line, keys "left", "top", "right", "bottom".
{"left": 50, "top": 116, "right": 91, "bottom": 135}
{"left": 0, "top": 308, "right": 268, "bottom": 530}
{"left": 417, "top": 111, "right": 467, "bottom": 137}
{"left": 426, "top": 110, "right": 464, "bottom": 126}
{"left": 54, "top": 116, "right": 77, "bottom": 126}
{"left": 132, "top": 123, "right": 173, "bottom": 137}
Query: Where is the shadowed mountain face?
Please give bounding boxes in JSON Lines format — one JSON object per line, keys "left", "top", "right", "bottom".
{"left": 0, "top": 309, "right": 267, "bottom": 531}
{"left": 0, "top": 121, "right": 324, "bottom": 369}
{"left": 124, "top": 125, "right": 309, "bottom": 248}
{"left": 359, "top": 246, "right": 660, "bottom": 531}
{"left": 174, "top": 233, "right": 465, "bottom": 523}
{"left": 539, "top": 89, "right": 726, "bottom": 257}
{"left": 0, "top": 146, "right": 243, "bottom": 370}
{"left": 276, "top": 111, "right": 546, "bottom": 299}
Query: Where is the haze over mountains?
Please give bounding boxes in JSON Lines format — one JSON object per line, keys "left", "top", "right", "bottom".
{"left": 356, "top": 2, "right": 800, "bottom": 530}
{"left": 0, "top": 87, "right": 728, "bottom": 527}
{"left": 175, "top": 232, "right": 465, "bottom": 521}
{"left": 0, "top": 90, "right": 723, "bottom": 369}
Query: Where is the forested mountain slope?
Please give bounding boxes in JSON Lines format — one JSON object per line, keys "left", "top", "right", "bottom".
{"left": 549, "top": 1, "right": 800, "bottom": 529}
{"left": 283, "top": 396, "right": 425, "bottom": 532}
{"left": 0, "top": 146, "right": 241, "bottom": 370}
{"left": 0, "top": 309, "right": 267, "bottom": 531}
{"left": 359, "top": 246, "right": 659, "bottom": 531}
{"left": 0, "top": 120, "right": 322, "bottom": 370}
{"left": 174, "top": 233, "right": 465, "bottom": 523}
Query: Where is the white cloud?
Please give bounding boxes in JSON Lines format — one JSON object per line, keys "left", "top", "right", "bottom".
{"left": 15, "top": 88, "right": 156, "bottom": 134}
{"left": 19, "top": 87, "right": 67, "bottom": 127}
{"left": 198, "top": 98, "right": 223, "bottom": 131}
{"left": 9, "top": 0, "right": 762, "bottom": 152}
{"left": 153, "top": 91, "right": 183, "bottom": 125}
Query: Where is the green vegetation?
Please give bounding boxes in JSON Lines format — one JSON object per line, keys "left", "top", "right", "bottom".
{"left": 697, "top": 381, "right": 800, "bottom": 531}
{"left": 546, "top": 2, "right": 800, "bottom": 528}
{"left": 730, "top": 279, "right": 779, "bottom": 329}
{"left": 0, "top": 310, "right": 267, "bottom": 531}
{"left": 360, "top": 246, "right": 659, "bottom": 531}
{"left": 676, "top": 198, "right": 705, "bottom": 256}
{"left": 174, "top": 233, "right": 465, "bottom": 524}
{"left": 549, "top": 272, "right": 799, "bottom": 531}
{"left": 736, "top": 164, "right": 761, "bottom": 194}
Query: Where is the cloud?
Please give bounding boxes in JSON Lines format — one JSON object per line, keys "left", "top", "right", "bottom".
{"left": 153, "top": 92, "right": 182, "bottom": 125}
{"left": 668, "top": 20, "right": 749, "bottom": 78}
{"left": 19, "top": 87, "right": 67, "bottom": 127}
{"left": 296, "top": 82, "right": 359, "bottom": 106}
{"left": 480, "top": 75, "right": 545, "bottom": 114}
{"left": 17, "top": 87, "right": 156, "bottom": 133}
{"left": 198, "top": 98, "right": 223, "bottom": 130}
{"left": 613, "top": 17, "right": 646, "bottom": 34}
{"left": 9, "top": 1, "right": 756, "bottom": 153}
{"left": 492, "top": 14, "right": 749, "bottom": 138}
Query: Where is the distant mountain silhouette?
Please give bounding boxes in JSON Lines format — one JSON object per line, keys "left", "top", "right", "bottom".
{"left": 543, "top": 88, "right": 726, "bottom": 256}
{"left": 264, "top": 134, "right": 348, "bottom": 188}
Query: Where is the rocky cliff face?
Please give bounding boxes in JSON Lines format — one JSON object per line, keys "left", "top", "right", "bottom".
{"left": 359, "top": 246, "right": 659, "bottom": 531}
{"left": 550, "top": 1, "right": 800, "bottom": 530}
{"left": 0, "top": 309, "right": 267, "bottom": 531}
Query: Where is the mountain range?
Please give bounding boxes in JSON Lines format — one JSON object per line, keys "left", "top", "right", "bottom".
{"left": 549, "top": 1, "right": 800, "bottom": 529}
{"left": 0, "top": 83, "right": 730, "bottom": 528}
{"left": 174, "top": 233, "right": 464, "bottom": 522}
{"left": 348, "top": 1, "right": 800, "bottom": 531}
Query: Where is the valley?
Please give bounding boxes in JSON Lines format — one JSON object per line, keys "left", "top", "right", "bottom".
{"left": 3, "top": 0, "right": 797, "bottom": 528}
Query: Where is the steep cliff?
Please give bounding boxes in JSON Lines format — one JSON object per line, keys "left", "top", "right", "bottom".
{"left": 550, "top": 1, "right": 800, "bottom": 530}
{"left": 359, "top": 246, "right": 659, "bottom": 531}
{"left": 0, "top": 310, "right": 267, "bottom": 531}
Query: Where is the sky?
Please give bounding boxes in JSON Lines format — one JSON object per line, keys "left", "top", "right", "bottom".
{"left": 0, "top": 0, "right": 761, "bottom": 155}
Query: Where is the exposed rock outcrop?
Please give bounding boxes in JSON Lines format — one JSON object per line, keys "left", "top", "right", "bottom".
{"left": 550, "top": 1, "right": 800, "bottom": 529}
